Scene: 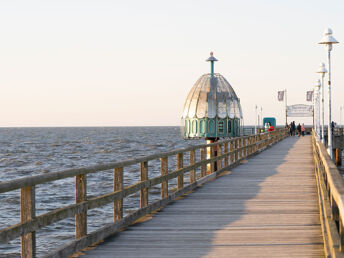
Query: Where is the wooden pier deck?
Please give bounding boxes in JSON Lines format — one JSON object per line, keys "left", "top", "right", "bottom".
{"left": 81, "top": 136, "right": 324, "bottom": 257}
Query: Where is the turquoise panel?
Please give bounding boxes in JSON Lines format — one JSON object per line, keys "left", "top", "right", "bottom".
{"left": 208, "top": 119, "right": 216, "bottom": 134}
{"left": 192, "top": 120, "right": 197, "bottom": 135}
{"left": 182, "top": 117, "right": 240, "bottom": 139}
{"left": 200, "top": 120, "right": 205, "bottom": 134}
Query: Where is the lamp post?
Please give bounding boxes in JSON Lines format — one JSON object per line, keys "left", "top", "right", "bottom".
{"left": 260, "top": 107, "right": 263, "bottom": 128}
{"left": 317, "top": 63, "right": 327, "bottom": 143}
{"left": 255, "top": 104, "right": 258, "bottom": 134}
{"left": 315, "top": 80, "right": 321, "bottom": 138}
{"left": 284, "top": 89, "right": 288, "bottom": 126}
{"left": 319, "top": 28, "right": 339, "bottom": 159}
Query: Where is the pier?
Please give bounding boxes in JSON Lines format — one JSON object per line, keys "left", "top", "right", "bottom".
{"left": 1, "top": 130, "right": 344, "bottom": 257}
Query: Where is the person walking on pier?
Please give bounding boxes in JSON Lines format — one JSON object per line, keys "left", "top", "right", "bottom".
{"left": 291, "top": 121, "right": 296, "bottom": 136}
{"left": 301, "top": 123, "right": 305, "bottom": 137}
{"left": 289, "top": 122, "right": 293, "bottom": 136}
{"left": 297, "top": 123, "right": 301, "bottom": 137}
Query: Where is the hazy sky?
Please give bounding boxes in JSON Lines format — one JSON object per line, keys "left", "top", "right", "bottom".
{"left": 1, "top": 0, "right": 344, "bottom": 127}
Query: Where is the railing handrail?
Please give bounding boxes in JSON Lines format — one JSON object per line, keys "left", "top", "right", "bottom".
{"left": 312, "top": 130, "right": 344, "bottom": 256}
{"left": 0, "top": 129, "right": 288, "bottom": 258}
{"left": 0, "top": 132, "right": 272, "bottom": 193}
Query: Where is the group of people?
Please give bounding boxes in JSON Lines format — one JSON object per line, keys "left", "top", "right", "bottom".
{"left": 287, "top": 121, "right": 305, "bottom": 137}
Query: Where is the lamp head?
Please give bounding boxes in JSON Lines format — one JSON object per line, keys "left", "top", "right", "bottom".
{"left": 317, "top": 62, "right": 328, "bottom": 74}
{"left": 319, "top": 28, "right": 339, "bottom": 50}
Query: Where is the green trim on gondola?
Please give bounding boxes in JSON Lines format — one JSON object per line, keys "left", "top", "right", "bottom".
{"left": 183, "top": 117, "right": 240, "bottom": 138}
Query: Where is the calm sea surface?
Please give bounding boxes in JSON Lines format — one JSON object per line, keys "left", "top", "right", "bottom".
{"left": 0, "top": 127, "right": 204, "bottom": 257}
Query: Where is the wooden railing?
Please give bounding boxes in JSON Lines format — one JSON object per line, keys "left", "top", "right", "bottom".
{"left": 312, "top": 131, "right": 344, "bottom": 257}
{"left": 0, "top": 129, "right": 288, "bottom": 258}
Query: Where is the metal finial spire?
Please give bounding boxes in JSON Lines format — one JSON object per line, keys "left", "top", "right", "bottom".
{"left": 206, "top": 52, "right": 218, "bottom": 75}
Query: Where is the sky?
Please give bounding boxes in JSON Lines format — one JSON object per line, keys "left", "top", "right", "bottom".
{"left": 1, "top": 0, "right": 344, "bottom": 127}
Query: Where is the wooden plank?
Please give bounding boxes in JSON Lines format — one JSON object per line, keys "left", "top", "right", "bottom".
{"left": 75, "top": 174, "right": 87, "bottom": 239}
{"left": 140, "top": 162, "right": 148, "bottom": 208}
{"left": 114, "top": 167, "right": 123, "bottom": 222}
{"left": 20, "top": 186, "right": 36, "bottom": 258}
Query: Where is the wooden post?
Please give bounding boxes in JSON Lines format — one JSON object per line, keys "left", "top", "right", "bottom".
{"left": 200, "top": 148, "right": 206, "bottom": 177}
{"left": 336, "top": 149, "right": 342, "bottom": 166}
{"left": 210, "top": 145, "right": 215, "bottom": 173}
{"left": 234, "top": 139, "right": 238, "bottom": 162}
{"left": 75, "top": 174, "right": 87, "bottom": 239}
{"left": 177, "top": 153, "right": 184, "bottom": 189}
{"left": 217, "top": 144, "right": 222, "bottom": 170}
{"left": 331, "top": 196, "right": 339, "bottom": 222}
{"left": 21, "top": 186, "right": 36, "bottom": 258}
{"left": 160, "top": 157, "right": 168, "bottom": 198}
{"left": 224, "top": 142, "right": 228, "bottom": 167}
{"left": 189, "top": 150, "right": 195, "bottom": 183}
{"left": 230, "top": 140, "right": 234, "bottom": 165}
{"left": 114, "top": 167, "right": 123, "bottom": 222}
{"left": 249, "top": 136, "right": 252, "bottom": 155}
{"left": 243, "top": 138, "right": 247, "bottom": 157}
{"left": 140, "top": 162, "right": 148, "bottom": 208}
{"left": 340, "top": 218, "right": 344, "bottom": 252}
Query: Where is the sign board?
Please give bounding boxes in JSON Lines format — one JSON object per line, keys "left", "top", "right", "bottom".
{"left": 287, "top": 104, "right": 313, "bottom": 117}
{"left": 306, "top": 91, "right": 313, "bottom": 102}
{"left": 277, "top": 91, "right": 284, "bottom": 101}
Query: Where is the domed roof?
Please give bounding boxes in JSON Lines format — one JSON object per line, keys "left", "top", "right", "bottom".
{"left": 182, "top": 73, "right": 243, "bottom": 119}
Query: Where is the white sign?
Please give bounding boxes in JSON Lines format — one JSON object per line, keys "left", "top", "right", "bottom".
{"left": 287, "top": 104, "right": 313, "bottom": 117}
{"left": 278, "top": 91, "right": 284, "bottom": 101}
{"left": 306, "top": 91, "right": 313, "bottom": 102}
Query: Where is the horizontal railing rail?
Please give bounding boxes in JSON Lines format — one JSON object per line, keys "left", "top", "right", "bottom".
{"left": 312, "top": 131, "right": 344, "bottom": 257}
{"left": 0, "top": 129, "right": 288, "bottom": 258}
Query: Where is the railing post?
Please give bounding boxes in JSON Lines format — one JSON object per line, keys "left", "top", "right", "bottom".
{"left": 249, "top": 136, "right": 254, "bottom": 155}
{"left": 200, "top": 148, "right": 206, "bottom": 177}
{"left": 224, "top": 142, "right": 228, "bottom": 167}
{"left": 210, "top": 145, "right": 215, "bottom": 173}
{"left": 230, "top": 140, "right": 234, "bottom": 165}
{"left": 190, "top": 150, "right": 195, "bottom": 183}
{"left": 75, "top": 174, "right": 87, "bottom": 239}
{"left": 140, "top": 162, "right": 148, "bottom": 208}
{"left": 114, "top": 167, "right": 123, "bottom": 221}
{"left": 21, "top": 186, "right": 36, "bottom": 258}
{"left": 160, "top": 157, "right": 168, "bottom": 198}
{"left": 217, "top": 143, "right": 222, "bottom": 171}
{"left": 235, "top": 139, "right": 239, "bottom": 161}
{"left": 177, "top": 153, "right": 184, "bottom": 189}
{"left": 340, "top": 218, "right": 344, "bottom": 252}
{"left": 243, "top": 138, "right": 246, "bottom": 157}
